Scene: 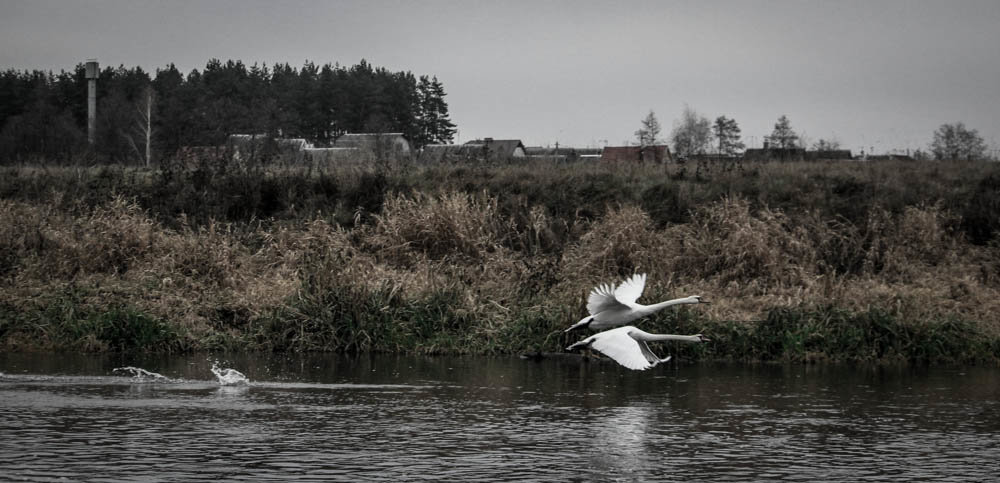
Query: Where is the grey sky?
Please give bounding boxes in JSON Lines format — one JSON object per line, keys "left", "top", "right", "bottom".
{"left": 2, "top": 0, "right": 998, "bottom": 154}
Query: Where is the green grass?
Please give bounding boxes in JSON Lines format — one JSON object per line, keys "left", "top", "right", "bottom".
{"left": 2, "top": 284, "right": 997, "bottom": 363}
{"left": 663, "top": 307, "right": 999, "bottom": 364}
{"left": 1, "top": 289, "right": 188, "bottom": 353}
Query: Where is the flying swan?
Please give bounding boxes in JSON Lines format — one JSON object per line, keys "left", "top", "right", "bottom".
{"left": 566, "top": 326, "right": 710, "bottom": 370}
{"left": 564, "top": 273, "right": 708, "bottom": 332}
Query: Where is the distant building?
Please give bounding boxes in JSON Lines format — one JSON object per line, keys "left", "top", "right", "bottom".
{"left": 464, "top": 138, "right": 526, "bottom": 161}
{"left": 524, "top": 146, "right": 602, "bottom": 162}
{"left": 227, "top": 134, "right": 309, "bottom": 163}
{"left": 866, "top": 154, "right": 914, "bottom": 161}
{"left": 601, "top": 145, "right": 672, "bottom": 163}
{"left": 687, "top": 154, "right": 740, "bottom": 162}
{"left": 418, "top": 144, "right": 466, "bottom": 163}
{"left": 805, "top": 150, "right": 853, "bottom": 160}
{"left": 743, "top": 147, "right": 806, "bottom": 161}
{"left": 418, "top": 138, "right": 526, "bottom": 163}
{"left": 743, "top": 147, "right": 853, "bottom": 161}
{"left": 332, "top": 133, "right": 411, "bottom": 160}
{"left": 222, "top": 132, "right": 415, "bottom": 165}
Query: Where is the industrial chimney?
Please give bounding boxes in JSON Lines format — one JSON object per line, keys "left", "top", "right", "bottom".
{"left": 85, "top": 59, "right": 98, "bottom": 145}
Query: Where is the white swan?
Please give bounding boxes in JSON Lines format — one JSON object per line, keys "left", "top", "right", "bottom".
{"left": 564, "top": 273, "right": 708, "bottom": 332}
{"left": 566, "top": 326, "right": 709, "bottom": 370}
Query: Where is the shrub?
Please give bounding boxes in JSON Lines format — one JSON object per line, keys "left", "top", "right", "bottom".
{"left": 68, "top": 307, "right": 183, "bottom": 353}
{"left": 668, "top": 197, "right": 815, "bottom": 287}
{"left": 369, "top": 191, "right": 511, "bottom": 261}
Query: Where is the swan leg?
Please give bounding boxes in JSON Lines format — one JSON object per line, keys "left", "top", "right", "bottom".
{"left": 564, "top": 316, "right": 594, "bottom": 333}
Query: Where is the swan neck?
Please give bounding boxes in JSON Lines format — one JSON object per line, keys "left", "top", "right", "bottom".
{"left": 645, "top": 297, "right": 694, "bottom": 313}
{"left": 642, "top": 333, "right": 702, "bottom": 343}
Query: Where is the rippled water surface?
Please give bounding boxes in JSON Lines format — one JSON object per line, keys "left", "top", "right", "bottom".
{"left": 2, "top": 353, "right": 999, "bottom": 481}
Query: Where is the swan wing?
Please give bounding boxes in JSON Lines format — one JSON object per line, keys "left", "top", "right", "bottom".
{"left": 586, "top": 273, "right": 646, "bottom": 315}
{"left": 590, "top": 327, "right": 655, "bottom": 370}
{"left": 586, "top": 282, "right": 624, "bottom": 315}
{"left": 614, "top": 273, "right": 646, "bottom": 305}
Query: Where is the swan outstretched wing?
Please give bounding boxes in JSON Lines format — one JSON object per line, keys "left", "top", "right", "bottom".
{"left": 614, "top": 273, "right": 646, "bottom": 305}
{"left": 586, "top": 273, "right": 646, "bottom": 315}
{"left": 590, "top": 327, "right": 656, "bottom": 370}
{"left": 586, "top": 282, "right": 620, "bottom": 315}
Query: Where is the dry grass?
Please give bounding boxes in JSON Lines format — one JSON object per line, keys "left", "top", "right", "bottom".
{"left": 2, "top": 159, "right": 999, "bottom": 359}
{"left": 369, "top": 190, "right": 511, "bottom": 261}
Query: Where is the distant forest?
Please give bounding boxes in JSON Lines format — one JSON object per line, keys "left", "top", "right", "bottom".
{"left": 0, "top": 59, "right": 457, "bottom": 163}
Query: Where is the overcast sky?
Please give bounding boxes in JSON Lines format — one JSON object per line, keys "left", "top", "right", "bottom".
{"left": 2, "top": 0, "right": 998, "bottom": 154}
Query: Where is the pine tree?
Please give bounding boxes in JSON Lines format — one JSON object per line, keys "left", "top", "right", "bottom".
{"left": 713, "top": 116, "right": 745, "bottom": 155}
{"left": 769, "top": 115, "right": 799, "bottom": 148}
{"left": 635, "top": 110, "right": 661, "bottom": 147}
{"left": 0, "top": 58, "right": 458, "bottom": 161}
{"left": 152, "top": 64, "right": 186, "bottom": 153}
{"left": 416, "top": 75, "right": 456, "bottom": 147}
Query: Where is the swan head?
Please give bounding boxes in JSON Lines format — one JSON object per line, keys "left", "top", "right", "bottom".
{"left": 694, "top": 333, "right": 710, "bottom": 343}
{"left": 688, "top": 295, "right": 709, "bottom": 304}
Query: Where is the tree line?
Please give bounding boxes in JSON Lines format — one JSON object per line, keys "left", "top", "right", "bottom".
{"left": 639, "top": 107, "right": 990, "bottom": 161}
{"left": 0, "top": 59, "right": 456, "bottom": 164}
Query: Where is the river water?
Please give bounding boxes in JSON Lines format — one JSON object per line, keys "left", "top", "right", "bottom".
{"left": 1, "top": 353, "right": 998, "bottom": 482}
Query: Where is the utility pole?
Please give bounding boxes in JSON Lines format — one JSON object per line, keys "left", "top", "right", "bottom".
{"left": 85, "top": 59, "right": 98, "bottom": 146}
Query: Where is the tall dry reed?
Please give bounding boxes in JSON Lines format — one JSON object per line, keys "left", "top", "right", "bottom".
{"left": 2, "top": 159, "right": 999, "bottom": 360}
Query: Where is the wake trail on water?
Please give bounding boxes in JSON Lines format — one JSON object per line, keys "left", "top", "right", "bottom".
{"left": 9, "top": 361, "right": 432, "bottom": 391}
{"left": 108, "top": 361, "right": 250, "bottom": 386}
{"left": 112, "top": 366, "right": 171, "bottom": 382}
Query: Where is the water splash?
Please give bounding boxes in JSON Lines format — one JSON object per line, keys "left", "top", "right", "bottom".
{"left": 210, "top": 361, "right": 249, "bottom": 386}
{"left": 113, "top": 366, "right": 170, "bottom": 382}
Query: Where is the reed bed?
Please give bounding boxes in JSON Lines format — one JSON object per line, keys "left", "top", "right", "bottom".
{"left": 1, "top": 158, "right": 999, "bottom": 363}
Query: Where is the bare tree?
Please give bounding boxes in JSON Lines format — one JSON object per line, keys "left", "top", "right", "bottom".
{"left": 812, "top": 138, "right": 841, "bottom": 150}
{"left": 671, "top": 105, "right": 712, "bottom": 158}
{"left": 930, "top": 122, "right": 986, "bottom": 160}
{"left": 124, "top": 85, "right": 154, "bottom": 167}
{"left": 635, "top": 110, "right": 662, "bottom": 147}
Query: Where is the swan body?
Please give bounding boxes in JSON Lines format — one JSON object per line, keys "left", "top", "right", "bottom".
{"left": 566, "top": 326, "right": 709, "bottom": 370}
{"left": 564, "top": 273, "right": 708, "bottom": 332}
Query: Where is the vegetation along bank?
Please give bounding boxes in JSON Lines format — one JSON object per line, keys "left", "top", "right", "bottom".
{"left": 2, "top": 158, "right": 999, "bottom": 364}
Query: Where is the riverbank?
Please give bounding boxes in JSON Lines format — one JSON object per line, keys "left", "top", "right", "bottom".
{"left": 2, "top": 159, "right": 999, "bottom": 363}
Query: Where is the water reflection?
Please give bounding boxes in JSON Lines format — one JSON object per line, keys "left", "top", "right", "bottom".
{"left": 586, "top": 404, "right": 658, "bottom": 478}
{"left": 1, "top": 353, "right": 999, "bottom": 481}
{"left": 215, "top": 385, "right": 250, "bottom": 398}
